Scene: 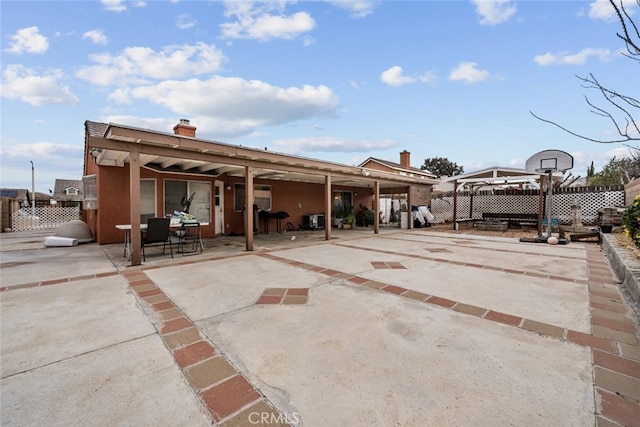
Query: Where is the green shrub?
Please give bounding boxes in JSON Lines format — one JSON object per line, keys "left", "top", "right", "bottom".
{"left": 355, "top": 205, "right": 375, "bottom": 227}
{"left": 622, "top": 195, "right": 640, "bottom": 248}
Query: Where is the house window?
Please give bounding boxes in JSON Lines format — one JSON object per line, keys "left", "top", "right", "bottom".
{"left": 164, "top": 180, "right": 211, "bottom": 222}
{"left": 140, "top": 179, "right": 156, "bottom": 223}
{"left": 82, "top": 175, "right": 97, "bottom": 210}
{"left": 65, "top": 187, "right": 79, "bottom": 196}
{"left": 234, "top": 184, "right": 272, "bottom": 212}
{"left": 332, "top": 191, "right": 353, "bottom": 217}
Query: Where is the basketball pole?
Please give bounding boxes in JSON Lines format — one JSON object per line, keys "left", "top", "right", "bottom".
{"left": 545, "top": 169, "right": 552, "bottom": 239}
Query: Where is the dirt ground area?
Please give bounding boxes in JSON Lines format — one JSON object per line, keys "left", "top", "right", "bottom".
{"left": 425, "top": 222, "right": 541, "bottom": 240}
{"left": 427, "top": 222, "right": 640, "bottom": 263}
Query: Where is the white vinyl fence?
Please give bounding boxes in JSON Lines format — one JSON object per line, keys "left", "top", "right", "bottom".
{"left": 11, "top": 205, "right": 81, "bottom": 231}
{"left": 430, "top": 185, "right": 625, "bottom": 226}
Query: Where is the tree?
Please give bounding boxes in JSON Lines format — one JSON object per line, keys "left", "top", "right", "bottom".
{"left": 588, "top": 154, "right": 640, "bottom": 185}
{"left": 420, "top": 157, "right": 464, "bottom": 177}
{"left": 587, "top": 161, "right": 596, "bottom": 180}
{"left": 531, "top": 0, "right": 639, "bottom": 145}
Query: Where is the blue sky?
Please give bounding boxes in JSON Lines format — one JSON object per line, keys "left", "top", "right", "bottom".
{"left": 1, "top": 0, "right": 638, "bottom": 193}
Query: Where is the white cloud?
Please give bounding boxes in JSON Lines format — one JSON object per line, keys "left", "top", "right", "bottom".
{"left": 1, "top": 65, "right": 79, "bottom": 106}
{"left": 6, "top": 27, "right": 49, "bottom": 54}
{"left": 108, "top": 77, "right": 339, "bottom": 138}
{"left": 271, "top": 136, "right": 398, "bottom": 154}
{"left": 0, "top": 141, "right": 82, "bottom": 159}
{"left": 380, "top": 66, "right": 415, "bottom": 87}
{"left": 418, "top": 70, "right": 437, "bottom": 85}
{"left": 534, "top": 48, "right": 612, "bottom": 66}
{"left": 76, "top": 42, "right": 225, "bottom": 86}
{"left": 177, "top": 13, "right": 197, "bottom": 29}
{"left": 448, "top": 62, "right": 491, "bottom": 83}
{"left": 220, "top": 1, "right": 315, "bottom": 41}
{"left": 82, "top": 29, "right": 108, "bottom": 45}
{"left": 101, "top": 0, "right": 146, "bottom": 12}
{"left": 588, "top": 0, "right": 638, "bottom": 20}
{"left": 325, "top": 1, "right": 378, "bottom": 18}
{"left": 471, "top": 0, "right": 516, "bottom": 25}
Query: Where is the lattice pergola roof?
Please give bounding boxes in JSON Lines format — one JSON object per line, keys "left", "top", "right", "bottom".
{"left": 440, "top": 166, "right": 564, "bottom": 191}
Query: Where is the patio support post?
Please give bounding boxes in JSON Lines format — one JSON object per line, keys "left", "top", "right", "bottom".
{"left": 245, "top": 165, "right": 254, "bottom": 251}
{"left": 452, "top": 180, "right": 458, "bottom": 230}
{"left": 374, "top": 180, "right": 380, "bottom": 234}
{"left": 407, "top": 185, "right": 413, "bottom": 229}
{"left": 324, "top": 174, "right": 331, "bottom": 241}
{"left": 537, "top": 175, "right": 545, "bottom": 235}
{"left": 469, "top": 185, "right": 474, "bottom": 220}
{"left": 129, "top": 147, "right": 142, "bottom": 266}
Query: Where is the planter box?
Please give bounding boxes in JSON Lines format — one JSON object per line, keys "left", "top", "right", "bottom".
{"left": 476, "top": 220, "right": 508, "bottom": 232}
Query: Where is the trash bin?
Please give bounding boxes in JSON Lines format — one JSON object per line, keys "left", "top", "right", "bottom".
{"left": 242, "top": 204, "right": 259, "bottom": 234}
{"left": 400, "top": 212, "right": 409, "bottom": 229}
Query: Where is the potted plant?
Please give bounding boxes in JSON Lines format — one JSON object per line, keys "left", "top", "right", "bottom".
{"left": 342, "top": 213, "right": 356, "bottom": 229}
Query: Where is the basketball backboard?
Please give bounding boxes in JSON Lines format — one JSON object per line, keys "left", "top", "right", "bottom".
{"left": 525, "top": 150, "right": 573, "bottom": 173}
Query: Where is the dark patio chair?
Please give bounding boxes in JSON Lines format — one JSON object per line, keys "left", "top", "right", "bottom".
{"left": 141, "top": 217, "right": 173, "bottom": 261}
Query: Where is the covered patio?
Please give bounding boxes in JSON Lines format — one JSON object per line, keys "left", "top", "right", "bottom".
{"left": 85, "top": 121, "right": 437, "bottom": 266}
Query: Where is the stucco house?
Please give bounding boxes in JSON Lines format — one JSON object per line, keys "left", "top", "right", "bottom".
{"left": 53, "top": 179, "right": 83, "bottom": 202}
{"left": 83, "top": 120, "right": 437, "bottom": 265}
{"left": 359, "top": 150, "right": 436, "bottom": 206}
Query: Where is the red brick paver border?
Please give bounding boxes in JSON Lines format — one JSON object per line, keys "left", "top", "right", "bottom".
{"left": 120, "top": 269, "right": 292, "bottom": 426}
{"left": 256, "top": 288, "right": 309, "bottom": 305}
{"left": 260, "top": 239, "right": 640, "bottom": 426}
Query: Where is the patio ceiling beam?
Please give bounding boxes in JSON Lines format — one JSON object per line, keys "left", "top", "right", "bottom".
{"left": 180, "top": 161, "right": 203, "bottom": 171}
{"left": 161, "top": 158, "right": 181, "bottom": 168}
{"left": 88, "top": 136, "right": 433, "bottom": 189}
{"left": 105, "top": 126, "right": 438, "bottom": 184}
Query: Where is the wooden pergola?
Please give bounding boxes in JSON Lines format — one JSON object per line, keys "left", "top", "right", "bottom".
{"left": 439, "top": 167, "right": 564, "bottom": 231}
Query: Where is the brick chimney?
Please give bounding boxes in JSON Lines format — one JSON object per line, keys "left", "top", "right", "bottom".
{"left": 173, "top": 119, "right": 196, "bottom": 138}
{"left": 400, "top": 150, "right": 411, "bottom": 169}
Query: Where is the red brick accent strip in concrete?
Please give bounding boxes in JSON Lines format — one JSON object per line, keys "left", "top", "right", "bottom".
{"left": 1, "top": 270, "right": 119, "bottom": 292}
{"left": 200, "top": 374, "right": 262, "bottom": 422}
{"left": 119, "top": 270, "right": 290, "bottom": 425}
{"left": 256, "top": 288, "right": 309, "bottom": 305}
{"left": 585, "top": 244, "right": 640, "bottom": 426}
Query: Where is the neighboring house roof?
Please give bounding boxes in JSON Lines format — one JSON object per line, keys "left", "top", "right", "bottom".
{"left": 53, "top": 179, "right": 83, "bottom": 201}
{"left": 0, "top": 188, "right": 48, "bottom": 201}
{"left": 0, "top": 189, "right": 21, "bottom": 199}
{"left": 358, "top": 157, "right": 437, "bottom": 179}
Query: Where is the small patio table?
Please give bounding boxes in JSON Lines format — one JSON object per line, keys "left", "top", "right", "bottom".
{"left": 116, "top": 222, "right": 208, "bottom": 258}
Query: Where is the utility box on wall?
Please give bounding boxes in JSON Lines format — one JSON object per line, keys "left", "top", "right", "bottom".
{"left": 302, "top": 214, "right": 325, "bottom": 230}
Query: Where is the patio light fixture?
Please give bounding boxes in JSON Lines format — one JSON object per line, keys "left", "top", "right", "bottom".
{"left": 89, "top": 147, "right": 102, "bottom": 162}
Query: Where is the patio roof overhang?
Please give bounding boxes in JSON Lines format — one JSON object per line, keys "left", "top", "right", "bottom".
{"left": 87, "top": 123, "right": 438, "bottom": 192}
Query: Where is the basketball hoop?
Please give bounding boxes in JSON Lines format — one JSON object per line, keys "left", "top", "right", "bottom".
{"left": 524, "top": 150, "right": 574, "bottom": 243}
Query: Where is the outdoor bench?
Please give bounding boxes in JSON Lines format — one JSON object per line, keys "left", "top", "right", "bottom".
{"left": 481, "top": 213, "right": 538, "bottom": 229}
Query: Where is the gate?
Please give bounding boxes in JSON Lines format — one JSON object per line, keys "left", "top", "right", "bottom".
{"left": 10, "top": 204, "right": 81, "bottom": 231}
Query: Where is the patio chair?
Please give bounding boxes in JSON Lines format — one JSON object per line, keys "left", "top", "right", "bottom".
{"left": 141, "top": 217, "right": 173, "bottom": 261}
{"left": 177, "top": 222, "right": 203, "bottom": 256}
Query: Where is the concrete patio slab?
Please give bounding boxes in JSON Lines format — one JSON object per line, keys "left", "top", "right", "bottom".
{"left": 2, "top": 228, "right": 639, "bottom": 426}
{"left": 0, "top": 243, "right": 116, "bottom": 286}
{"left": 344, "top": 231, "right": 589, "bottom": 280}
{"left": 1, "top": 335, "right": 210, "bottom": 426}
{"left": 270, "top": 239, "right": 590, "bottom": 332}
{"left": 147, "top": 254, "right": 330, "bottom": 322}
{"left": 201, "top": 283, "right": 594, "bottom": 426}
{"left": 1, "top": 275, "right": 154, "bottom": 377}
